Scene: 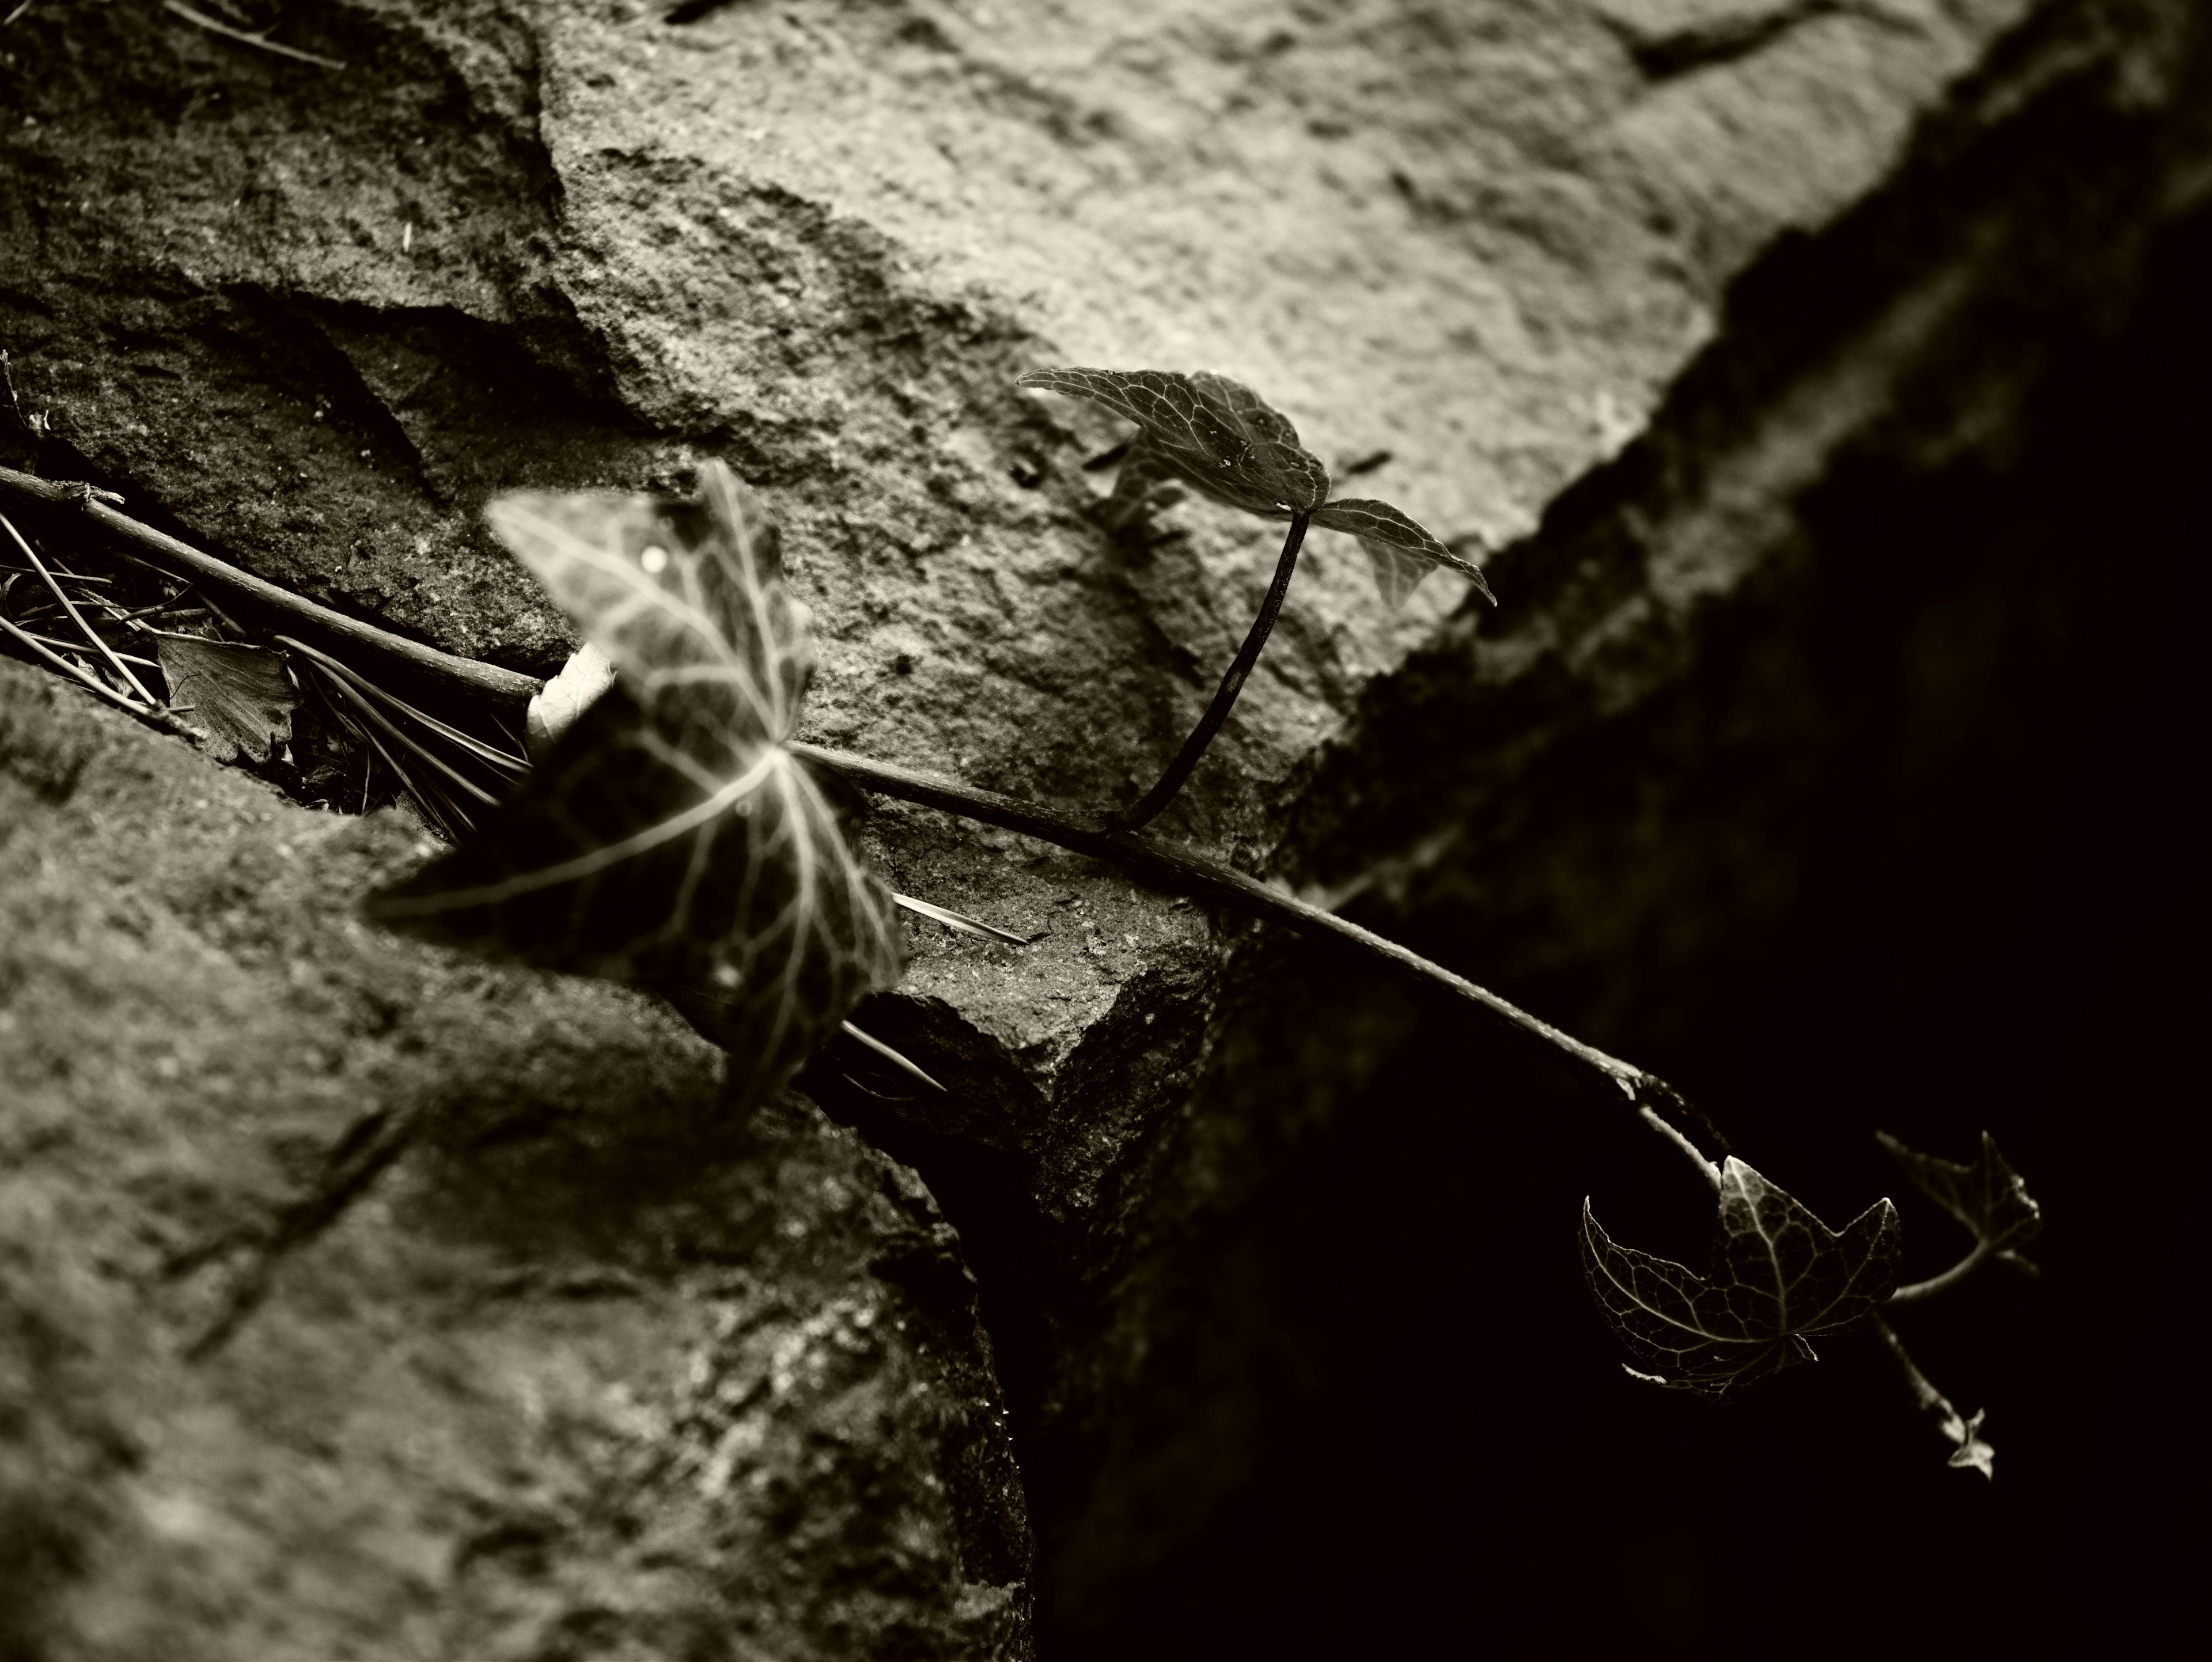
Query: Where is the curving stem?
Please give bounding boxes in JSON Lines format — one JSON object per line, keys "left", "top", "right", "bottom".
{"left": 1888, "top": 1237, "right": 1993, "bottom": 1304}
{"left": 1108, "top": 510, "right": 1309, "bottom": 832}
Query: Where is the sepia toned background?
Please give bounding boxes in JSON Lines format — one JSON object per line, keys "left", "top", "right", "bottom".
{"left": 3, "top": 1, "right": 2202, "bottom": 1654}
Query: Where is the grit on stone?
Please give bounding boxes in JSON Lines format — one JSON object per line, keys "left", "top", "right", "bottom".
{"left": 2, "top": 0, "right": 2205, "bottom": 1654}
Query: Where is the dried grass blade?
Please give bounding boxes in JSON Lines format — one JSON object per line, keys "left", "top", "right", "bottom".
{"left": 892, "top": 892, "right": 1034, "bottom": 945}
{"left": 275, "top": 634, "right": 527, "bottom": 777}
{"left": 0, "top": 612, "right": 191, "bottom": 735}
{"left": 837, "top": 1020, "right": 945, "bottom": 1093}
{"left": 2, "top": 512, "right": 161, "bottom": 705}
{"left": 163, "top": 1, "right": 347, "bottom": 70}
{"left": 298, "top": 656, "right": 497, "bottom": 816}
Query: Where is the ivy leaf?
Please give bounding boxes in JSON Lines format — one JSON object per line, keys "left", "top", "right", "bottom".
{"left": 1353, "top": 537, "right": 1438, "bottom": 609}
{"left": 1581, "top": 1157, "right": 1902, "bottom": 1395}
{"left": 151, "top": 632, "right": 299, "bottom": 763}
{"left": 1021, "top": 368, "right": 1498, "bottom": 607}
{"left": 1876, "top": 1130, "right": 2043, "bottom": 1255}
{"left": 1307, "top": 497, "right": 1497, "bottom": 607}
{"left": 365, "top": 463, "right": 904, "bottom": 1110}
{"left": 1018, "top": 366, "right": 1331, "bottom": 517}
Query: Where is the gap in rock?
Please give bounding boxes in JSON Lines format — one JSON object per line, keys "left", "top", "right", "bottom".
{"left": 1034, "top": 185, "right": 2211, "bottom": 1662}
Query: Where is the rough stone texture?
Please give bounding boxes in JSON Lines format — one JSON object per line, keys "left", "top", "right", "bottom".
{"left": 4, "top": 0, "right": 2058, "bottom": 843}
{"left": 0, "top": 660, "right": 1032, "bottom": 1659}
{"left": 1017, "top": 1, "right": 2211, "bottom": 1652}
{"left": 3, "top": 0, "right": 2206, "bottom": 1653}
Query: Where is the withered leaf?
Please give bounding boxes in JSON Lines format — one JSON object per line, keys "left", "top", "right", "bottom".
{"left": 151, "top": 632, "right": 298, "bottom": 763}
{"left": 524, "top": 639, "right": 618, "bottom": 763}
{"left": 1308, "top": 497, "right": 1498, "bottom": 607}
{"left": 366, "top": 463, "right": 904, "bottom": 1110}
{"left": 1877, "top": 1130, "right": 2042, "bottom": 1254}
{"left": 1019, "top": 366, "right": 1331, "bottom": 517}
{"left": 1581, "top": 1157, "right": 1900, "bottom": 1395}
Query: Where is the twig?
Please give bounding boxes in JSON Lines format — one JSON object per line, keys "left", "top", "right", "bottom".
{"left": 1889, "top": 1237, "right": 1993, "bottom": 1304}
{"left": 163, "top": 1, "right": 347, "bottom": 70}
{"left": 0, "top": 468, "right": 539, "bottom": 707}
{"left": 1109, "top": 510, "right": 1310, "bottom": 831}
{"left": 2, "top": 513, "right": 161, "bottom": 705}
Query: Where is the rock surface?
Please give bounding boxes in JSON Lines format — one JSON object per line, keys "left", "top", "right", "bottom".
{"left": 0, "top": 661, "right": 1031, "bottom": 1659}
{"left": 3, "top": 0, "right": 2205, "bottom": 1653}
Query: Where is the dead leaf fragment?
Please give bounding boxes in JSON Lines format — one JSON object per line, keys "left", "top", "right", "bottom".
{"left": 525, "top": 639, "right": 618, "bottom": 762}
{"left": 152, "top": 632, "right": 298, "bottom": 763}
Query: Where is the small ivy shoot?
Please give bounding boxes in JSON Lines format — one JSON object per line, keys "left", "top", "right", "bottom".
{"left": 1018, "top": 365, "right": 1494, "bottom": 829}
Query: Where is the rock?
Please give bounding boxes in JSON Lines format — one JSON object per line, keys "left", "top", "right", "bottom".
{"left": 3, "top": 0, "right": 2204, "bottom": 1651}
{"left": 1025, "top": 0, "right": 2212, "bottom": 1650}
{"left": 0, "top": 659, "right": 1032, "bottom": 1659}
{"left": 3, "top": 0, "right": 2047, "bottom": 842}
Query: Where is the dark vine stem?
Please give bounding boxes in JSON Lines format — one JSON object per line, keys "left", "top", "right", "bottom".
{"left": 794, "top": 739, "right": 1739, "bottom": 1161}
{"left": 1888, "top": 1237, "right": 1993, "bottom": 1304}
{"left": 791, "top": 738, "right": 1653, "bottom": 1088}
{"left": 0, "top": 468, "right": 1725, "bottom": 1144}
{"left": 1108, "top": 510, "right": 1309, "bottom": 832}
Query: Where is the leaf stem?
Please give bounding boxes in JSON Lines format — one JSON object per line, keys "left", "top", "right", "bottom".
{"left": 1108, "top": 510, "right": 1309, "bottom": 831}
{"left": 1638, "top": 1104, "right": 1722, "bottom": 1192}
{"left": 1888, "top": 1237, "right": 1993, "bottom": 1305}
